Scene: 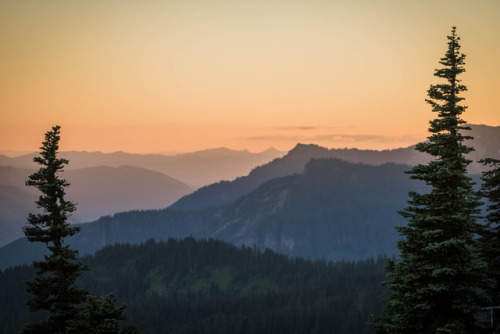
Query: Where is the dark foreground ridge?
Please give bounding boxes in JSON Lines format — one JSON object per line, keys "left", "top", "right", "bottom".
{"left": 0, "top": 237, "right": 388, "bottom": 334}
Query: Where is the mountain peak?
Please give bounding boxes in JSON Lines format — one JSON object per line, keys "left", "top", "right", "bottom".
{"left": 259, "top": 147, "right": 283, "bottom": 155}
{"left": 286, "top": 143, "right": 328, "bottom": 157}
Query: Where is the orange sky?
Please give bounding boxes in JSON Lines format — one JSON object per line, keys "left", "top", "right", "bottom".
{"left": 1, "top": 0, "right": 499, "bottom": 154}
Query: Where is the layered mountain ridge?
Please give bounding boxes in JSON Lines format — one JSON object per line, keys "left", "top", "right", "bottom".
{"left": 0, "top": 159, "right": 427, "bottom": 269}
{"left": 171, "top": 124, "right": 499, "bottom": 210}
{"left": 0, "top": 147, "right": 284, "bottom": 247}
{"left": 0, "top": 165, "right": 192, "bottom": 247}
{"left": 0, "top": 124, "right": 497, "bottom": 268}
{"left": 0, "top": 147, "right": 285, "bottom": 188}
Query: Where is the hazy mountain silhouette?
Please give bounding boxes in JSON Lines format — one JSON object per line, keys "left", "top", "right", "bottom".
{"left": 1, "top": 124, "right": 497, "bottom": 266}
{"left": 170, "top": 124, "right": 499, "bottom": 210}
{"left": 65, "top": 165, "right": 193, "bottom": 221}
{"left": 0, "top": 167, "right": 38, "bottom": 248}
{"left": 0, "top": 147, "right": 285, "bottom": 188}
{"left": 0, "top": 165, "right": 192, "bottom": 247}
{"left": 0, "top": 159, "right": 433, "bottom": 269}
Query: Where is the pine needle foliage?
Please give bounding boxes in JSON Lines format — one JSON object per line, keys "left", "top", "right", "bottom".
{"left": 375, "top": 27, "right": 489, "bottom": 334}
{"left": 21, "top": 126, "right": 88, "bottom": 334}
{"left": 67, "top": 295, "right": 140, "bottom": 334}
{"left": 478, "top": 158, "right": 500, "bottom": 323}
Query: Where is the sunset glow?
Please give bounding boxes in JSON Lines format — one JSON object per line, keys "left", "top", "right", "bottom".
{"left": 1, "top": 0, "right": 499, "bottom": 153}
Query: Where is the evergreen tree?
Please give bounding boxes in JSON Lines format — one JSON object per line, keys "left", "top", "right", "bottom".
{"left": 67, "top": 295, "right": 140, "bottom": 334}
{"left": 478, "top": 158, "right": 500, "bottom": 326}
{"left": 21, "top": 126, "right": 88, "bottom": 334}
{"left": 375, "top": 27, "right": 488, "bottom": 334}
{"left": 21, "top": 125, "right": 141, "bottom": 333}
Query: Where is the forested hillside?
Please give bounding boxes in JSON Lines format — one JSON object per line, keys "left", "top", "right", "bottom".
{"left": 0, "top": 159, "right": 430, "bottom": 269}
{"left": 0, "top": 238, "right": 388, "bottom": 334}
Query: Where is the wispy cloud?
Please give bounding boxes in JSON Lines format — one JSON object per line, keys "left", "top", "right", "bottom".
{"left": 241, "top": 133, "right": 423, "bottom": 144}
{"left": 276, "top": 126, "right": 318, "bottom": 131}
{"left": 274, "top": 125, "right": 356, "bottom": 131}
{"left": 242, "top": 135, "right": 304, "bottom": 141}
{"left": 310, "top": 134, "right": 390, "bottom": 142}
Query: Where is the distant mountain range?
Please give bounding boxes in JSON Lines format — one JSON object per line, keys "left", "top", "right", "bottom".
{"left": 0, "top": 165, "right": 192, "bottom": 247}
{"left": 0, "top": 159, "right": 429, "bottom": 269}
{"left": 171, "top": 124, "right": 500, "bottom": 210}
{"left": 0, "top": 124, "right": 498, "bottom": 268}
{"left": 0, "top": 147, "right": 285, "bottom": 188}
{"left": 0, "top": 147, "right": 284, "bottom": 247}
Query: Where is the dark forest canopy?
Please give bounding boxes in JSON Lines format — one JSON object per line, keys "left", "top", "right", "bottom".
{"left": 1, "top": 237, "right": 389, "bottom": 334}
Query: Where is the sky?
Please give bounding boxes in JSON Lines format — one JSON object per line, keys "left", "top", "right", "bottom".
{"left": 0, "top": 0, "right": 499, "bottom": 154}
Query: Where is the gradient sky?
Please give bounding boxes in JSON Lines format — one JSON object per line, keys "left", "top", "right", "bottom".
{"left": 1, "top": 0, "right": 499, "bottom": 154}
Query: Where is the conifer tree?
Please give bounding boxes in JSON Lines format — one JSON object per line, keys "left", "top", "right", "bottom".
{"left": 21, "top": 126, "right": 88, "bottom": 334}
{"left": 478, "top": 158, "right": 500, "bottom": 325}
{"left": 375, "top": 27, "right": 488, "bottom": 334}
{"left": 67, "top": 295, "right": 140, "bottom": 334}
{"left": 21, "top": 125, "right": 141, "bottom": 333}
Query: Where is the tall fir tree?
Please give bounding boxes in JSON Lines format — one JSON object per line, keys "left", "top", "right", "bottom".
{"left": 375, "top": 27, "right": 489, "bottom": 334}
{"left": 478, "top": 158, "right": 500, "bottom": 327}
{"left": 21, "top": 126, "right": 89, "bottom": 334}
